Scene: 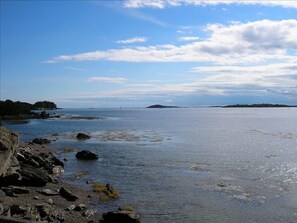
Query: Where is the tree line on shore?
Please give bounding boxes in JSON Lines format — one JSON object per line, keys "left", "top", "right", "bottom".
{"left": 0, "top": 100, "right": 57, "bottom": 116}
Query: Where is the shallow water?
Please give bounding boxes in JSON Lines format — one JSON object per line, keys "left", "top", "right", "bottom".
{"left": 4, "top": 108, "right": 297, "bottom": 223}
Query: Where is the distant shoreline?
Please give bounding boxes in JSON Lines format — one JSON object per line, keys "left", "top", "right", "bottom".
{"left": 222, "top": 103, "right": 297, "bottom": 108}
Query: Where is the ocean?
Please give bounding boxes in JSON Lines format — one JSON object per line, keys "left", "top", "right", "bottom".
{"left": 3, "top": 107, "right": 297, "bottom": 223}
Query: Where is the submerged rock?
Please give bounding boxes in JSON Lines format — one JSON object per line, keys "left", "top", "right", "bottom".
{"left": 92, "top": 182, "right": 120, "bottom": 202}
{"left": 76, "top": 150, "right": 98, "bottom": 160}
{"left": 32, "top": 138, "right": 51, "bottom": 145}
{"left": 76, "top": 133, "right": 90, "bottom": 140}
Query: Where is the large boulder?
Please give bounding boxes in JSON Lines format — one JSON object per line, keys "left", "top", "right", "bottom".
{"left": 76, "top": 133, "right": 90, "bottom": 140}
{"left": 76, "top": 150, "right": 98, "bottom": 160}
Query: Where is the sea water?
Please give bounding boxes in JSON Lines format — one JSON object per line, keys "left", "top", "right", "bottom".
{"left": 4, "top": 108, "right": 297, "bottom": 223}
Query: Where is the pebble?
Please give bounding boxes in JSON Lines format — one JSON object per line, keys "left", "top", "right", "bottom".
{"left": 47, "top": 198, "right": 54, "bottom": 205}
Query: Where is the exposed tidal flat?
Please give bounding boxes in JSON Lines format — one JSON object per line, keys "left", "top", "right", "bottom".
{"left": 2, "top": 107, "right": 297, "bottom": 223}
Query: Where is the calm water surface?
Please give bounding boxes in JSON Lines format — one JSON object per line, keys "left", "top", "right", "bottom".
{"left": 4, "top": 108, "right": 297, "bottom": 223}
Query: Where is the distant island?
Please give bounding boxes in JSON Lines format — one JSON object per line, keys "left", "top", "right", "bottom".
{"left": 0, "top": 100, "right": 58, "bottom": 120}
{"left": 223, "top": 103, "right": 296, "bottom": 108}
{"left": 147, "top": 104, "right": 180, "bottom": 108}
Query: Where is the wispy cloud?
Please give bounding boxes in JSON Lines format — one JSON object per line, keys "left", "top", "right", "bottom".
{"left": 87, "top": 77, "right": 128, "bottom": 84}
{"left": 46, "top": 19, "right": 297, "bottom": 65}
{"left": 123, "top": 0, "right": 297, "bottom": 9}
{"left": 117, "top": 36, "right": 148, "bottom": 44}
{"left": 178, "top": 36, "right": 199, "bottom": 41}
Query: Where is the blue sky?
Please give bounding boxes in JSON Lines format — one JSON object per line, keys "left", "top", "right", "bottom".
{"left": 1, "top": 0, "right": 297, "bottom": 108}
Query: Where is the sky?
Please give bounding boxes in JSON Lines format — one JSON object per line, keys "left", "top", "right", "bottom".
{"left": 1, "top": 0, "right": 297, "bottom": 108}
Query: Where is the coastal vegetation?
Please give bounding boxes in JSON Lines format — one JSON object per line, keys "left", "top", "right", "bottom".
{"left": 0, "top": 100, "right": 58, "bottom": 120}
{"left": 223, "top": 103, "right": 295, "bottom": 108}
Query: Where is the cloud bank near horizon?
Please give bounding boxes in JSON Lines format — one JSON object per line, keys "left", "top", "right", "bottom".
{"left": 123, "top": 0, "right": 297, "bottom": 9}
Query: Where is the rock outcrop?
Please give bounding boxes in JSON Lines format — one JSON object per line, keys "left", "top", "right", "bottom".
{"left": 0, "top": 127, "right": 19, "bottom": 177}
{"left": 0, "top": 127, "right": 63, "bottom": 187}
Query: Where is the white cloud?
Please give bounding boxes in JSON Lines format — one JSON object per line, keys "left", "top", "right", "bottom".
{"left": 46, "top": 19, "right": 297, "bottom": 65}
{"left": 87, "top": 77, "right": 128, "bottom": 84}
{"left": 117, "top": 37, "right": 148, "bottom": 44}
{"left": 178, "top": 36, "right": 200, "bottom": 41}
{"left": 123, "top": 0, "right": 297, "bottom": 9}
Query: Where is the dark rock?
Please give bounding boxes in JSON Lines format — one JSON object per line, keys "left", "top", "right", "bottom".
{"left": 76, "top": 150, "right": 98, "bottom": 160}
{"left": 74, "top": 204, "right": 86, "bottom": 211}
{"left": 39, "top": 111, "right": 50, "bottom": 119}
{"left": 77, "top": 133, "right": 91, "bottom": 140}
{"left": 10, "top": 205, "right": 27, "bottom": 217}
{"left": 1, "top": 186, "right": 30, "bottom": 194}
{"left": 32, "top": 138, "right": 51, "bottom": 145}
{"left": 102, "top": 208, "right": 141, "bottom": 223}
{"left": 59, "top": 187, "right": 79, "bottom": 201}
{"left": 4, "top": 191, "right": 18, "bottom": 197}
{"left": 18, "top": 164, "right": 48, "bottom": 186}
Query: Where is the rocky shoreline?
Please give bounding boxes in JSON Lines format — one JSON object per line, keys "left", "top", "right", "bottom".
{"left": 0, "top": 127, "right": 141, "bottom": 223}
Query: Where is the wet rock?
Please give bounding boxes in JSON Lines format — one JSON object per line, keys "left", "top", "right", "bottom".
{"left": 59, "top": 187, "right": 79, "bottom": 201}
{"left": 76, "top": 150, "right": 98, "bottom": 160}
{"left": 1, "top": 186, "right": 30, "bottom": 194}
{"left": 74, "top": 171, "right": 88, "bottom": 180}
{"left": 102, "top": 207, "right": 141, "bottom": 223}
{"left": 63, "top": 148, "right": 74, "bottom": 153}
{"left": 32, "top": 138, "right": 51, "bottom": 145}
{"left": 77, "top": 133, "right": 91, "bottom": 140}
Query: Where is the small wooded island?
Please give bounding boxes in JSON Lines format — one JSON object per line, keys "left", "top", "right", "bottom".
{"left": 147, "top": 104, "right": 180, "bottom": 108}
{"left": 0, "top": 100, "right": 58, "bottom": 120}
{"left": 223, "top": 103, "right": 296, "bottom": 108}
